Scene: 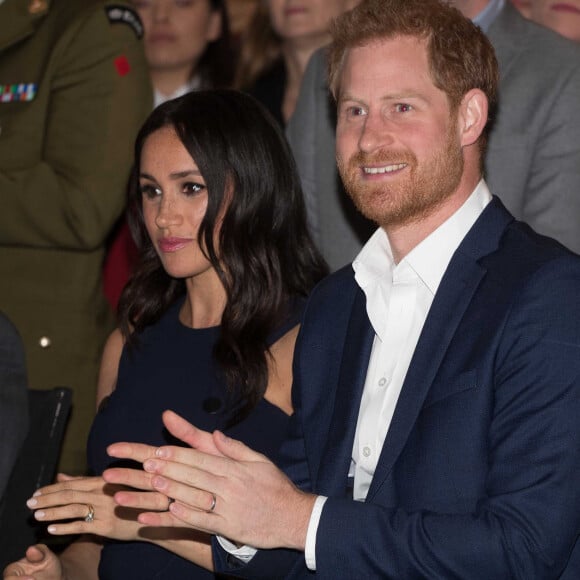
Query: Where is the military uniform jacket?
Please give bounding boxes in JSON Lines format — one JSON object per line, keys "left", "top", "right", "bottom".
{"left": 0, "top": 0, "right": 151, "bottom": 473}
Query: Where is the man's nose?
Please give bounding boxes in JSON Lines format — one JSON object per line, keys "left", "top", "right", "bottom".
{"left": 358, "top": 112, "right": 396, "bottom": 154}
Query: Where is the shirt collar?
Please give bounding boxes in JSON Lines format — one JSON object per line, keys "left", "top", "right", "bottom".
{"left": 405, "top": 180, "right": 492, "bottom": 294}
{"left": 472, "top": 0, "right": 505, "bottom": 32}
{"left": 354, "top": 180, "right": 492, "bottom": 296}
{"left": 153, "top": 76, "right": 201, "bottom": 108}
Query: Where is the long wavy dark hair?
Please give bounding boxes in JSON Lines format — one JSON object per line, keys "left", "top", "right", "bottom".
{"left": 119, "top": 89, "right": 328, "bottom": 421}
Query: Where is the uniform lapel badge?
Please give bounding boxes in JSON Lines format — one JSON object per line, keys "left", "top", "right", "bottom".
{"left": 28, "top": 0, "right": 48, "bottom": 15}
{"left": 0, "top": 83, "right": 38, "bottom": 103}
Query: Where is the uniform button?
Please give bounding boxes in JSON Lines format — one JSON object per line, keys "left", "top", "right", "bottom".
{"left": 39, "top": 336, "right": 52, "bottom": 348}
{"left": 378, "top": 377, "right": 389, "bottom": 387}
{"left": 362, "top": 446, "right": 371, "bottom": 458}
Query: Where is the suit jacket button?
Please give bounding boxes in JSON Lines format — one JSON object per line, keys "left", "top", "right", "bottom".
{"left": 39, "top": 336, "right": 52, "bottom": 348}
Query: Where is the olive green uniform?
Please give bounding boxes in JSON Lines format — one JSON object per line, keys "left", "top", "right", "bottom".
{"left": 0, "top": 0, "right": 151, "bottom": 473}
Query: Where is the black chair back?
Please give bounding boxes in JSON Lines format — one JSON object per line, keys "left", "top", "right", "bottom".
{"left": 0, "top": 387, "right": 72, "bottom": 567}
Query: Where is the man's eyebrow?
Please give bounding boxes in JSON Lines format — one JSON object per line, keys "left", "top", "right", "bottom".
{"left": 337, "top": 94, "right": 366, "bottom": 106}
{"left": 338, "top": 92, "right": 427, "bottom": 105}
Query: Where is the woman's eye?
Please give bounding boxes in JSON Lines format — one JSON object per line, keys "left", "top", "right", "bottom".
{"left": 140, "top": 184, "right": 161, "bottom": 199}
{"left": 183, "top": 182, "right": 205, "bottom": 196}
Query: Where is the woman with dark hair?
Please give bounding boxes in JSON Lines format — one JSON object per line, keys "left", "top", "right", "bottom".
{"left": 135, "top": 0, "right": 235, "bottom": 104}
{"left": 103, "top": 0, "right": 236, "bottom": 310}
{"left": 4, "top": 90, "right": 327, "bottom": 579}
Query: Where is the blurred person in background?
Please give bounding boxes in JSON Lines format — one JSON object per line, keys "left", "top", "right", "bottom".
{"left": 103, "top": 0, "right": 235, "bottom": 310}
{"left": 0, "top": 0, "right": 151, "bottom": 475}
{"left": 452, "top": 0, "right": 580, "bottom": 251}
{"left": 132, "top": 0, "right": 234, "bottom": 106}
{"left": 530, "top": 0, "right": 580, "bottom": 41}
{"left": 235, "top": 0, "right": 357, "bottom": 126}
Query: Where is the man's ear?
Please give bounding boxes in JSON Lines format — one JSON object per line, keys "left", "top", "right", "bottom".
{"left": 458, "top": 88, "right": 488, "bottom": 147}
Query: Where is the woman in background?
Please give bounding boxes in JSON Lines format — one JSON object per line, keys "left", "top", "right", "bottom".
{"left": 235, "top": 0, "right": 357, "bottom": 126}
{"left": 4, "top": 90, "right": 327, "bottom": 579}
{"left": 134, "top": 0, "right": 234, "bottom": 105}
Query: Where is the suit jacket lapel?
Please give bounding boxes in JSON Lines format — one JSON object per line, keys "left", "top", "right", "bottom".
{"left": 367, "top": 198, "right": 513, "bottom": 499}
{"left": 316, "top": 287, "right": 374, "bottom": 496}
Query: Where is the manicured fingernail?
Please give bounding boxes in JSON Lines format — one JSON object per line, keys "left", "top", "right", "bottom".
{"left": 47, "top": 525, "right": 57, "bottom": 534}
{"left": 27, "top": 498, "right": 38, "bottom": 508}
{"left": 33, "top": 490, "right": 42, "bottom": 497}
{"left": 34, "top": 511, "right": 45, "bottom": 520}
{"left": 155, "top": 447, "right": 168, "bottom": 458}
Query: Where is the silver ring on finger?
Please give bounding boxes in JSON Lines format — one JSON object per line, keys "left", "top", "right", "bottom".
{"left": 208, "top": 493, "right": 217, "bottom": 513}
{"left": 84, "top": 503, "right": 95, "bottom": 523}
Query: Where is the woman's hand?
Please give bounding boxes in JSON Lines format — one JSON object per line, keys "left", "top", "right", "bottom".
{"left": 26, "top": 473, "right": 170, "bottom": 541}
{"left": 3, "top": 544, "right": 63, "bottom": 580}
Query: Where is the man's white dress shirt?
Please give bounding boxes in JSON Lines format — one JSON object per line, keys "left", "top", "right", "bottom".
{"left": 305, "top": 181, "right": 492, "bottom": 569}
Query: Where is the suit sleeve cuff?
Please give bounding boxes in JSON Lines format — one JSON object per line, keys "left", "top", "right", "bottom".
{"left": 215, "top": 536, "right": 257, "bottom": 562}
{"left": 305, "top": 495, "right": 328, "bottom": 571}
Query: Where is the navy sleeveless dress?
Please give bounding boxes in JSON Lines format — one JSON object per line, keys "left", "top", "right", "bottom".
{"left": 87, "top": 296, "right": 304, "bottom": 579}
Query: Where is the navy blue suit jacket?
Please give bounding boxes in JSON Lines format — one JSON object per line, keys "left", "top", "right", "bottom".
{"left": 216, "top": 198, "right": 580, "bottom": 578}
